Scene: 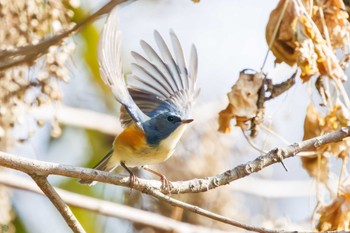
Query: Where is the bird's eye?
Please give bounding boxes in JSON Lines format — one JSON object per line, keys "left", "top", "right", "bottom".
{"left": 167, "top": 116, "right": 174, "bottom": 122}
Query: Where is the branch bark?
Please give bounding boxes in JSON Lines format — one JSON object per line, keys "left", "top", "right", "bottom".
{"left": 0, "top": 127, "right": 349, "bottom": 232}
{"left": 1, "top": 127, "right": 348, "bottom": 194}
{"left": 0, "top": 172, "right": 230, "bottom": 233}
{"left": 30, "top": 174, "right": 86, "bottom": 233}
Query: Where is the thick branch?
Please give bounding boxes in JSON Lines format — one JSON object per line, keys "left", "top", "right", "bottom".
{"left": 1, "top": 127, "right": 348, "bottom": 194}
{"left": 30, "top": 175, "right": 85, "bottom": 233}
{"left": 0, "top": 127, "right": 349, "bottom": 232}
{"left": 1, "top": 173, "right": 228, "bottom": 233}
{"left": 0, "top": 0, "right": 126, "bottom": 71}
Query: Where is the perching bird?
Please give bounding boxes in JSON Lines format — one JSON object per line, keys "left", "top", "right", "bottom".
{"left": 79, "top": 7, "right": 199, "bottom": 187}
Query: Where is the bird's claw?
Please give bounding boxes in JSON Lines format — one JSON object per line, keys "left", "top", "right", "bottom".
{"left": 160, "top": 175, "right": 173, "bottom": 192}
{"left": 129, "top": 174, "right": 139, "bottom": 188}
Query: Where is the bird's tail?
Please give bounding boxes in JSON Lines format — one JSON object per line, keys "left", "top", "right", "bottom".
{"left": 78, "top": 149, "right": 116, "bottom": 186}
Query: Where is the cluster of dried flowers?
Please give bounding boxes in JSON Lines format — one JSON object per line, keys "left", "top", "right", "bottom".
{"left": 0, "top": 0, "right": 78, "bottom": 231}
{"left": 0, "top": 0, "right": 78, "bottom": 145}
{"left": 218, "top": 0, "right": 350, "bottom": 231}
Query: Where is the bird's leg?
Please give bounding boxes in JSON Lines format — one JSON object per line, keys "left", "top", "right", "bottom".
{"left": 120, "top": 161, "right": 137, "bottom": 188}
{"left": 143, "top": 166, "right": 173, "bottom": 192}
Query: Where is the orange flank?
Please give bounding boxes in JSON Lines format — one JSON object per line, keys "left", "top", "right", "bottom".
{"left": 114, "top": 124, "right": 147, "bottom": 150}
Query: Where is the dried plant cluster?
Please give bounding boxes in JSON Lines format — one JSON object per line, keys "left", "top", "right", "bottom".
{"left": 218, "top": 0, "right": 350, "bottom": 231}
{"left": 0, "top": 0, "right": 78, "bottom": 145}
{"left": 0, "top": 0, "right": 78, "bottom": 231}
{"left": 266, "top": 0, "right": 349, "bottom": 82}
{"left": 218, "top": 70, "right": 296, "bottom": 137}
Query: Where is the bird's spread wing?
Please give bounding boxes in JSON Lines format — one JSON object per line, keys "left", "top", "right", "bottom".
{"left": 120, "top": 30, "right": 200, "bottom": 127}
{"left": 98, "top": 7, "right": 149, "bottom": 128}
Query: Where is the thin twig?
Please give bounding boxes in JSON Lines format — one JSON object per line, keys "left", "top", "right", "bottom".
{"left": 241, "top": 129, "right": 267, "bottom": 154}
{"left": 337, "top": 156, "right": 348, "bottom": 196}
{"left": 0, "top": 0, "right": 127, "bottom": 71}
{"left": 145, "top": 189, "right": 339, "bottom": 233}
{"left": 30, "top": 174, "right": 85, "bottom": 233}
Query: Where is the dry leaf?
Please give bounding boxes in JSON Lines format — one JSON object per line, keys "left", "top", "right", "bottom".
{"left": 266, "top": 0, "right": 348, "bottom": 81}
{"left": 301, "top": 155, "right": 329, "bottom": 183}
{"left": 266, "top": 0, "right": 298, "bottom": 65}
{"left": 321, "top": 104, "right": 350, "bottom": 159}
{"left": 302, "top": 103, "right": 350, "bottom": 182}
{"left": 218, "top": 104, "right": 234, "bottom": 133}
{"left": 316, "top": 192, "right": 350, "bottom": 231}
{"left": 303, "top": 104, "right": 322, "bottom": 140}
{"left": 313, "top": 0, "right": 350, "bottom": 49}
{"left": 302, "top": 104, "right": 328, "bottom": 182}
{"left": 218, "top": 71, "right": 264, "bottom": 133}
{"left": 295, "top": 15, "right": 322, "bottom": 81}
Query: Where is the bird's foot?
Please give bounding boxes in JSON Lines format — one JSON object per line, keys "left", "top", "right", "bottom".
{"left": 159, "top": 174, "right": 173, "bottom": 193}
{"left": 142, "top": 166, "right": 173, "bottom": 193}
{"left": 129, "top": 174, "right": 140, "bottom": 189}
{"left": 120, "top": 161, "right": 138, "bottom": 189}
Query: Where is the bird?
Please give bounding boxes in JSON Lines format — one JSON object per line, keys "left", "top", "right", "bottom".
{"left": 78, "top": 7, "right": 199, "bottom": 188}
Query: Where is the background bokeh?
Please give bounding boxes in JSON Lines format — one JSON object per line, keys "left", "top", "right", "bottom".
{"left": 5, "top": 0, "right": 335, "bottom": 232}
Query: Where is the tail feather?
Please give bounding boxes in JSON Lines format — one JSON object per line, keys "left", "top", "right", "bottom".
{"left": 78, "top": 149, "right": 115, "bottom": 185}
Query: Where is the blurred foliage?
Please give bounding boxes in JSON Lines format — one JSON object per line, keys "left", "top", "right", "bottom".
{"left": 0, "top": 0, "right": 78, "bottom": 232}
{"left": 63, "top": 4, "right": 117, "bottom": 233}
{"left": 12, "top": 215, "right": 27, "bottom": 233}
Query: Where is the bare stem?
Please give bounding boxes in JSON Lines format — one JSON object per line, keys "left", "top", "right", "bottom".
{"left": 30, "top": 175, "right": 86, "bottom": 233}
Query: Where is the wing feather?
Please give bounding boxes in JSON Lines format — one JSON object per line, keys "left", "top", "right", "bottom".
{"left": 169, "top": 29, "right": 188, "bottom": 88}
{"left": 153, "top": 30, "right": 182, "bottom": 90}
{"left": 122, "top": 30, "right": 199, "bottom": 126}
{"left": 98, "top": 7, "right": 149, "bottom": 127}
{"left": 140, "top": 40, "right": 177, "bottom": 93}
{"left": 131, "top": 52, "right": 173, "bottom": 96}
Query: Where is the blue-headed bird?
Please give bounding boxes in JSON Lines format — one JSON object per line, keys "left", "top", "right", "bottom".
{"left": 79, "top": 8, "right": 199, "bottom": 187}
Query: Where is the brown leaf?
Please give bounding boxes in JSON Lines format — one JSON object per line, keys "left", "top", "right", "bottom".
{"left": 218, "top": 71, "right": 264, "bottom": 133}
{"left": 303, "top": 104, "right": 322, "bottom": 140}
{"left": 295, "top": 15, "right": 320, "bottom": 81}
{"left": 302, "top": 104, "right": 328, "bottom": 182}
{"left": 302, "top": 103, "right": 350, "bottom": 182}
{"left": 301, "top": 155, "right": 329, "bottom": 183}
{"left": 266, "top": 0, "right": 298, "bottom": 66}
{"left": 316, "top": 193, "right": 350, "bottom": 231}
{"left": 266, "top": 0, "right": 348, "bottom": 81}
{"left": 218, "top": 104, "right": 235, "bottom": 133}
{"left": 313, "top": 0, "right": 350, "bottom": 50}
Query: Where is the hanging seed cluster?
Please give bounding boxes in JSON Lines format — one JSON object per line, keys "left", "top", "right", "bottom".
{"left": 0, "top": 0, "right": 79, "bottom": 143}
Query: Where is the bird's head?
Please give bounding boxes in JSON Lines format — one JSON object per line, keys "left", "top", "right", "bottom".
{"left": 143, "top": 112, "right": 193, "bottom": 145}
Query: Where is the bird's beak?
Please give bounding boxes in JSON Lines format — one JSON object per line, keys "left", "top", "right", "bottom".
{"left": 181, "top": 119, "right": 194, "bottom": 124}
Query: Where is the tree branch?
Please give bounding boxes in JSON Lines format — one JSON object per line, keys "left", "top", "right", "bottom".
{"left": 1, "top": 127, "right": 348, "bottom": 194}
{"left": 29, "top": 105, "right": 122, "bottom": 136}
{"left": 30, "top": 174, "right": 85, "bottom": 233}
{"left": 0, "top": 0, "right": 127, "bottom": 71}
{"left": 0, "top": 172, "right": 230, "bottom": 233}
{"left": 0, "top": 127, "right": 349, "bottom": 232}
